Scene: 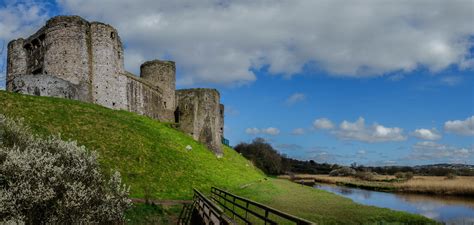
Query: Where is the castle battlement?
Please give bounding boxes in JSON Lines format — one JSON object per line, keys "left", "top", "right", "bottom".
{"left": 6, "top": 15, "right": 224, "bottom": 155}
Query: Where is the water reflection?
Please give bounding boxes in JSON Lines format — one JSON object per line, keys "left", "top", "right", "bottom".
{"left": 314, "top": 183, "right": 474, "bottom": 225}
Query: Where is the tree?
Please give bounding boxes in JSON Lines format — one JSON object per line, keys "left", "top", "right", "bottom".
{"left": 0, "top": 115, "right": 131, "bottom": 224}
{"left": 234, "top": 138, "right": 283, "bottom": 175}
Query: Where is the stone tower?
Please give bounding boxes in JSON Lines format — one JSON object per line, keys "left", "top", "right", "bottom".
{"left": 176, "top": 89, "right": 224, "bottom": 156}
{"left": 140, "top": 60, "right": 176, "bottom": 121}
{"left": 6, "top": 16, "right": 125, "bottom": 104}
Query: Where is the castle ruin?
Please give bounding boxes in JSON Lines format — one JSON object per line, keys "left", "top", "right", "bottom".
{"left": 6, "top": 15, "right": 225, "bottom": 156}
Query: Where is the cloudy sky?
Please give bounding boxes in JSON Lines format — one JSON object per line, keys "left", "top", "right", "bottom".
{"left": 1, "top": 0, "right": 473, "bottom": 165}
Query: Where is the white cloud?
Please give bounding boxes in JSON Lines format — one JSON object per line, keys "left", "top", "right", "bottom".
{"left": 262, "top": 127, "right": 280, "bottom": 136}
{"left": 285, "top": 93, "right": 305, "bottom": 105}
{"left": 410, "top": 141, "right": 473, "bottom": 162}
{"left": 0, "top": 1, "right": 49, "bottom": 41}
{"left": 333, "top": 117, "right": 406, "bottom": 143}
{"left": 411, "top": 128, "right": 442, "bottom": 140}
{"left": 313, "top": 118, "right": 334, "bottom": 130}
{"left": 444, "top": 116, "right": 474, "bottom": 136}
{"left": 224, "top": 106, "right": 239, "bottom": 116}
{"left": 0, "top": 1, "right": 50, "bottom": 89}
{"left": 56, "top": 0, "right": 474, "bottom": 85}
{"left": 357, "top": 150, "right": 367, "bottom": 155}
{"left": 245, "top": 127, "right": 260, "bottom": 135}
{"left": 275, "top": 143, "right": 303, "bottom": 151}
{"left": 440, "top": 76, "right": 463, "bottom": 86}
{"left": 245, "top": 127, "right": 280, "bottom": 136}
{"left": 291, "top": 128, "right": 305, "bottom": 135}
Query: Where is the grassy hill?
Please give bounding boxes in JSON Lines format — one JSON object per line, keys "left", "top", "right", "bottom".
{"left": 0, "top": 91, "right": 436, "bottom": 224}
{"left": 0, "top": 91, "right": 264, "bottom": 200}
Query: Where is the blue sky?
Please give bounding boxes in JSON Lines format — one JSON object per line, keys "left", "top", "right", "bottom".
{"left": 1, "top": 0, "right": 473, "bottom": 166}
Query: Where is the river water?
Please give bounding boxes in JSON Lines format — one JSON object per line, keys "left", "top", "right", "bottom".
{"left": 314, "top": 183, "right": 474, "bottom": 225}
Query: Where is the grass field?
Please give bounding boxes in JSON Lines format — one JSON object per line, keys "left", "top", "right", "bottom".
{"left": 0, "top": 91, "right": 438, "bottom": 224}
{"left": 281, "top": 174, "right": 474, "bottom": 196}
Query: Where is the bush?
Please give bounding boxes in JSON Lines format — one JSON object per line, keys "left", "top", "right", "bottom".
{"left": 329, "top": 167, "right": 356, "bottom": 177}
{"left": 395, "top": 172, "right": 414, "bottom": 180}
{"left": 234, "top": 138, "right": 283, "bottom": 175}
{"left": 404, "top": 172, "right": 414, "bottom": 180}
{"left": 0, "top": 115, "right": 131, "bottom": 224}
{"left": 446, "top": 173, "right": 457, "bottom": 180}
{"left": 354, "top": 171, "right": 375, "bottom": 181}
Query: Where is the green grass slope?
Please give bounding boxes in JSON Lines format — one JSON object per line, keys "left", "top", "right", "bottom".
{"left": 0, "top": 91, "right": 436, "bottom": 224}
{"left": 0, "top": 91, "right": 264, "bottom": 199}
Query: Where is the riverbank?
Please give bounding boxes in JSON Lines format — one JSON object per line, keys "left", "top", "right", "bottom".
{"left": 280, "top": 174, "right": 474, "bottom": 196}
{"left": 230, "top": 178, "right": 436, "bottom": 224}
{"left": 314, "top": 182, "right": 474, "bottom": 224}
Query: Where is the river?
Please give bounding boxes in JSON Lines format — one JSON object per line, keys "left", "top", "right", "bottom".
{"left": 314, "top": 183, "right": 474, "bottom": 225}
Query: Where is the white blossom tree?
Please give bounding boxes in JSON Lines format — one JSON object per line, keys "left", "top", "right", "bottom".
{"left": 0, "top": 114, "right": 131, "bottom": 224}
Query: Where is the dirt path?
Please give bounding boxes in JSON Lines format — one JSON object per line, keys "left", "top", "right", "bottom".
{"left": 130, "top": 198, "right": 192, "bottom": 206}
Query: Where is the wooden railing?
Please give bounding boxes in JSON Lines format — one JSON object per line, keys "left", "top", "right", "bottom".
{"left": 178, "top": 188, "right": 234, "bottom": 225}
{"left": 179, "top": 187, "right": 315, "bottom": 225}
{"left": 210, "top": 187, "right": 314, "bottom": 225}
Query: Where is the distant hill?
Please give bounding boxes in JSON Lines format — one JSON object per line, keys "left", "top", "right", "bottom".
{"left": 0, "top": 91, "right": 264, "bottom": 200}
{"left": 413, "top": 163, "right": 474, "bottom": 169}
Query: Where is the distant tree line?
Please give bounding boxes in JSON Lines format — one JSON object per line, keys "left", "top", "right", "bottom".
{"left": 234, "top": 138, "right": 474, "bottom": 176}
{"left": 234, "top": 138, "right": 337, "bottom": 175}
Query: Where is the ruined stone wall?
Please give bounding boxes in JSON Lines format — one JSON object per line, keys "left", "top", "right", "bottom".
{"left": 219, "top": 104, "right": 224, "bottom": 140}
{"left": 125, "top": 73, "right": 167, "bottom": 121}
{"left": 9, "top": 74, "right": 79, "bottom": 99}
{"left": 6, "top": 39, "right": 27, "bottom": 91}
{"left": 140, "top": 60, "right": 175, "bottom": 121}
{"left": 176, "top": 89, "right": 223, "bottom": 156}
{"left": 6, "top": 15, "right": 226, "bottom": 155}
{"left": 90, "top": 22, "right": 127, "bottom": 109}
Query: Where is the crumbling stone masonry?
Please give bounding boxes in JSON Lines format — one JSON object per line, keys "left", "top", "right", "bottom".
{"left": 6, "top": 15, "right": 224, "bottom": 155}
{"left": 175, "top": 89, "right": 224, "bottom": 157}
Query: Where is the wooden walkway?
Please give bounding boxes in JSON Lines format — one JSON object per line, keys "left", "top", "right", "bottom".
{"left": 177, "top": 187, "right": 315, "bottom": 225}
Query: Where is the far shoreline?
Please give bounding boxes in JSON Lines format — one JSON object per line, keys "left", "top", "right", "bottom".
{"left": 279, "top": 174, "right": 474, "bottom": 197}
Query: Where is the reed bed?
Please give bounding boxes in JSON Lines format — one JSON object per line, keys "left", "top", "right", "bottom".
{"left": 279, "top": 174, "right": 474, "bottom": 196}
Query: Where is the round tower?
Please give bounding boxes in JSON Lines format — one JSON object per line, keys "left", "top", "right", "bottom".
{"left": 89, "top": 22, "right": 126, "bottom": 109}
{"left": 6, "top": 38, "right": 27, "bottom": 91}
{"left": 140, "top": 60, "right": 176, "bottom": 111}
{"left": 43, "top": 16, "right": 90, "bottom": 86}
{"left": 90, "top": 22, "right": 124, "bottom": 76}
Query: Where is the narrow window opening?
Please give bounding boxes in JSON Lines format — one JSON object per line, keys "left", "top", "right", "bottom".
{"left": 33, "top": 87, "right": 41, "bottom": 96}
{"left": 32, "top": 67, "right": 42, "bottom": 75}
{"left": 174, "top": 107, "right": 180, "bottom": 123}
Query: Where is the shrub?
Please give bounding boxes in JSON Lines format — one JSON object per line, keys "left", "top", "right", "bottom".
{"left": 404, "top": 172, "right": 414, "bottom": 180}
{"left": 0, "top": 115, "right": 131, "bottom": 224}
{"left": 329, "top": 167, "right": 356, "bottom": 177}
{"left": 446, "top": 173, "right": 457, "bottom": 180}
{"left": 235, "top": 138, "right": 282, "bottom": 175}
{"left": 395, "top": 172, "right": 414, "bottom": 181}
{"left": 354, "top": 171, "right": 375, "bottom": 181}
